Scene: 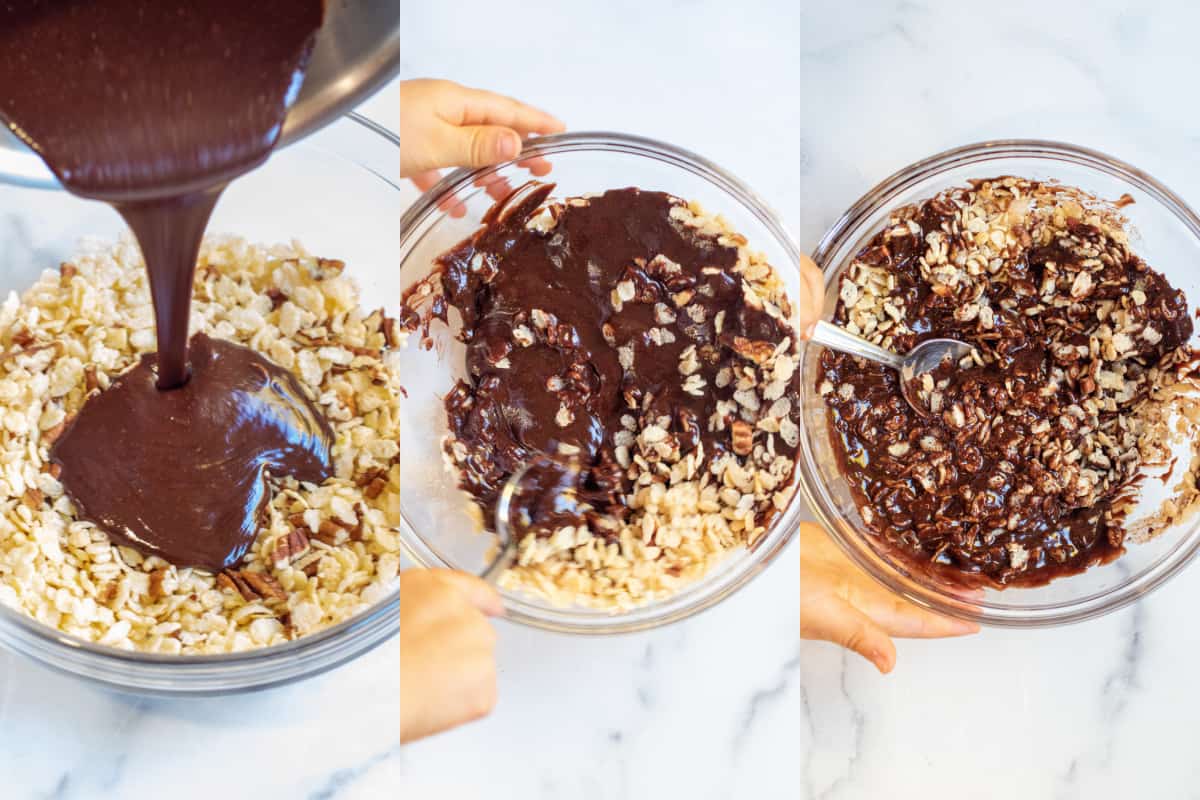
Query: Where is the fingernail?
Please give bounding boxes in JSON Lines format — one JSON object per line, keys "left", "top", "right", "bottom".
{"left": 496, "top": 133, "right": 520, "bottom": 161}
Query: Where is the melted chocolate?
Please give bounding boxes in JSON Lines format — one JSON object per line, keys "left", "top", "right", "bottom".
{"left": 404, "top": 183, "right": 799, "bottom": 535}
{"left": 50, "top": 334, "right": 333, "bottom": 571}
{"left": 0, "top": 2, "right": 331, "bottom": 569}
{"left": 504, "top": 456, "right": 588, "bottom": 539}
{"left": 820, "top": 183, "right": 1194, "bottom": 587}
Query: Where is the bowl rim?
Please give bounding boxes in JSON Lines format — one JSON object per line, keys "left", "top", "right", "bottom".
{"left": 0, "top": 111, "right": 401, "bottom": 690}
{"left": 804, "top": 138, "right": 1200, "bottom": 628}
{"left": 399, "top": 130, "right": 806, "bottom": 634}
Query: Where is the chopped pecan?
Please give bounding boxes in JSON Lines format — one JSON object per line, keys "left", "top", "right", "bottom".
{"left": 100, "top": 581, "right": 119, "bottom": 605}
{"left": 364, "top": 476, "right": 389, "bottom": 500}
{"left": 220, "top": 569, "right": 287, "bottom": 602}
{"left": 313, "top": 519, "right": 346, "bottom": 545}
{"left": 313, "top": 257, "right": 346, "bottom": 279}
{"left": 380, "top": 312, "right": 401, "bottom": 348}
{"left": 60, "top": 262, "right": 78, "bottom": 281}
{"left": 272, "top": 528, "right": 310, "bottom": 564}
{"left": 222, "top": 571, "right": 256, "bottom": 601}
{"left": 731, "top": 419, "right": 754, "bottom": 456}
{"left": 354, "top": 467, "right": 386, "bottom": 488}
{"left": 42, "top": 420, "right": 67, "bottom": 446}
{"left": 732, "top": 336, "right": 776, "bottom": 365}
{"left": 22, "top": 487, "right": 43, "bottom": 509}
{"left": 148, "top": 567, "right": 169, "bottom": 601}
{"left": 240, "top": 571, "right": 287, "bottom": 602}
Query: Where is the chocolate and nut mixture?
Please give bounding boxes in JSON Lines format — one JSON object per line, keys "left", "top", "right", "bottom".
{"left": 819, "top": 177, "right": 1198, "bottom": 587}
{"left": 402, "top": 183, "right": 802, "bottom": 609}
{"left": 0, "top": 237, "right": 401, "bottom": 653}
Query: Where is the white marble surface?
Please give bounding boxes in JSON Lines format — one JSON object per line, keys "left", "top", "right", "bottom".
{"left": 802, "top": 2, "right": 1200, "bottom": 798}
{"left": 399, "top": 2, "right": 802, "bottom": 799}
{"left": 0, "top": 82, "right": 403, "bottom": 800}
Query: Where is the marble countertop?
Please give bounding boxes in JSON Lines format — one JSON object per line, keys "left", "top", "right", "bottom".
{"left": 0, "top": 83, "right": 403, "bottom": 800}
{"left": 398, "top": 3, "right": 803, "bottom": 799}
{"left": 802, "top": 2, "right": 1200, "bottom": 799}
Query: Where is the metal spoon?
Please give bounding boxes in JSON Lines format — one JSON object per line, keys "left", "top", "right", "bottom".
{"left": 480, "top": 461, "right": 527, "bottom": 583}
{"left": 809, "top": 320, "right": 975, "bottom": 415}
{"left": 481, "top": 456, "right": 585, "bottom": 583}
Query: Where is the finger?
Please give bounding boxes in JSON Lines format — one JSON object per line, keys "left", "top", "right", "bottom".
{"left": 429, "top": 569, "right": 506, "bottom": 617}
{"left": 518, "top": 156, "right": 554, "bottom": 177}
{"left": 798, "top": 254, "right": 825, "bottom": 338}
{"left": 803, "top": 596, "right": 896, "bottom": 673}
{"left": 410, "top": 169, "right": 443, "bottom": 194}
{"left": 442, "top": 123, "right": 523, "bottom": 169}
{"left": 485, "top": 177, "right": 514, "bottom": 201}
{"left": 473, "top": 172, "right": 515, "bottom": 202}
{"left": 453, "top": 87, "right": 565, "bottom": 136}
{"left": 861, "top": 593, "right": 980, "bottom": 639}
{"left": 410, "top": 170, "right": 466, "bottom": 218}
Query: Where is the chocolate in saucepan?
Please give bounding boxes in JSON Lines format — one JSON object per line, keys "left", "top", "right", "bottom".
{"left": 0, "top": 1, "right": 332, "bottom": 570}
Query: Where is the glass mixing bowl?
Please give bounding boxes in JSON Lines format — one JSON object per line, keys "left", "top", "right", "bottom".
{"left": 399, "top": 132, "right": 805, "bottom": 633}
{"left": 802, "top": 139, "right": 1200, "bottom": 627}
{"left": 0, "top": 113, "right": 400, "bottom": 694}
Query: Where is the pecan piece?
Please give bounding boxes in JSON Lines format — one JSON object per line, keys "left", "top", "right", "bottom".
{"left": 731, "top": 419, "right": 754, "bottom": 456}
{"left": 99, "top": 581, "right": 119, "bottom": 605}
{"left": 148, "top": 567, "right": 169, "bottom": 601}
{"left": 216, "top": 572, "right": 240, "bottom": 595}
{"left": 380, "top": 312, "right": 401, "bottom": 348}
{"left": 272, "top": 528, "right": 310, "bottom": 564}
{"left": 221, "top": 571, "right": 257, "bottom": 601}
{"left": 22, "top": 487, "right": 43, "bottom": 509}
{"left": 240, "top": 571, "right": 287, "bottom": 602}
{"left": 732, "top": 336, "right": 776, "bottom": 365}
{"left": 354, "top": 467, "right": 386, "bottom": 488}
{"left": 312, "top": 519, "right": 347, "bottom": 545}
{"left": 42, "top": 420, "right": 67, "bottom": 446}
{"left": 364, "top": 476, "right": 389, "bottom": 500}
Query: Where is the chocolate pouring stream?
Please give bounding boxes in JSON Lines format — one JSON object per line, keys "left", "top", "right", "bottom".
{"left": 0, "top": 1, "right": 334, "bottom": 571}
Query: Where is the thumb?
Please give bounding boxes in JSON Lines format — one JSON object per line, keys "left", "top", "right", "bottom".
{"left": 428, "top": 569, "right": 506, "bottom": 617}
{"left": 442, "top": 124, "right": 523, "bottom": 168}
{"left": 803, "top": 596, "right": 897, "bottom": 673}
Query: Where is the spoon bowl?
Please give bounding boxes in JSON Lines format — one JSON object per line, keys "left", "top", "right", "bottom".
{"left": 809, "top": 320, "right": 974, "bottom": 415}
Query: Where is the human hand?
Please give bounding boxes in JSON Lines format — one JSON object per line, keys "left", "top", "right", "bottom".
{"left": 800, "top": 522, "right": 979, "bottom": 673}
{"left": 400, "top": 568, "right": 504, "bottom": 744}
{"left": 797, "top": 253, "right": 824, "bottom": 340}
{"left": 400, "top": 78, "right": 565, "bottom": 217}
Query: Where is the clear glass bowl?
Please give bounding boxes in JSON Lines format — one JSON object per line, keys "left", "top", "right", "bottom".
{"left": 802, "top": 139, "right": 1200, "bottom": 627}
{"left": 399, "top": 132, "right": 805, "bottom": 633}
{"left": 0, "top": 113, "right": 400, "bottom": 694}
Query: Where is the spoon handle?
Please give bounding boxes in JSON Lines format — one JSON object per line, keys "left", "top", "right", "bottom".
{"left": 810, "top": 320, "right": 904, "bottom": 371}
